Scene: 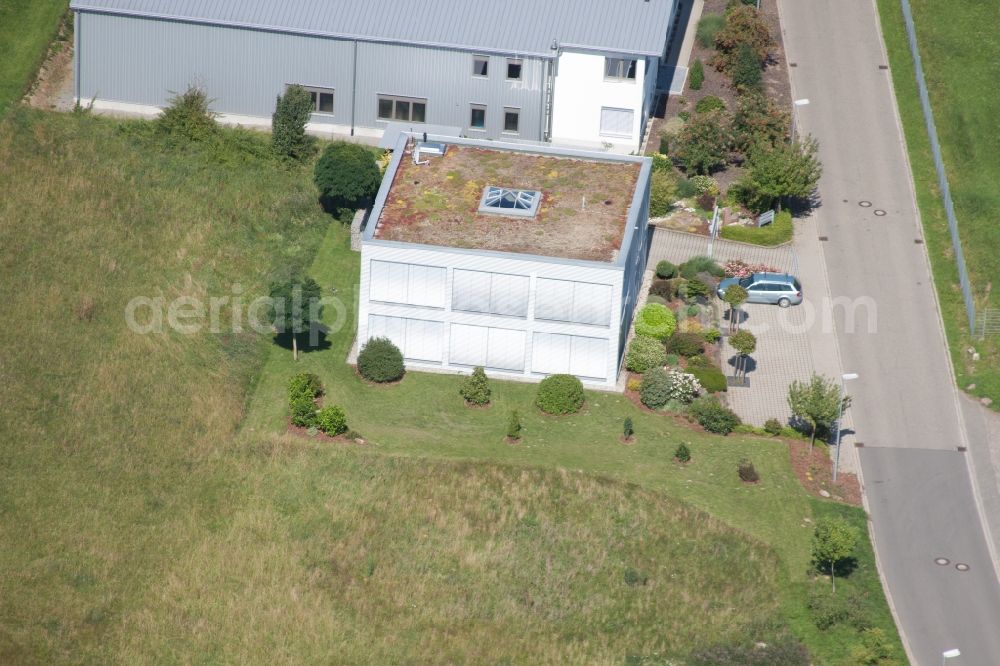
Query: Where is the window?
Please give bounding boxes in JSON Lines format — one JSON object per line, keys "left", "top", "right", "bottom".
{"left": 368, "top": 315, "right": 444, "bottom": 363}
{"left": 531, "top": 333, "right": 608, "bottom": 380}
{"left": 604, "top": 57, "right": 637, "bottom": 80}
{"left": 470, "top": 104, "right": 486, "bottom": 130}
{"left": 377, "top": 95, "right": 427, "bottom": 123}
{"left": 450, "top": 324, "right": 526, "bottom": 372}
{"left": 599, "top": 107, "right": 634, "bottom": 138}
{"left": 452, "top": 270, "right": 529, "bottom": 317}
{"left": 535, "top": 278, "right": 613, "bottom": 326}
{"left": 478, "top": 186, "right": 541, "bottom": 217}
{"left": 473, "top": 55, "right": 489, "bottom": 77}
{"left": 503, "top": 108, "right": 520, "bottom": 134}
{"left": 369, "top": 260, "right": 446, "bottom": 308}
{"left": 290, "top": 85, "right": 335, "bottom": 114}
{"left": 506, "top": 58, "right": 523, "bottom": 80}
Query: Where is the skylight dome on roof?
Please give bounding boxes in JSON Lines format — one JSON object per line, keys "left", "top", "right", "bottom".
{"left": 478, "top": 186, "right": 541, "bottom": 217}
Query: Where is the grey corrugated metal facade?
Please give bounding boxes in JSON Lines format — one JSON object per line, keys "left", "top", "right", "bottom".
{"left": 70, "top": 0, "right": 674, "bottom": 58}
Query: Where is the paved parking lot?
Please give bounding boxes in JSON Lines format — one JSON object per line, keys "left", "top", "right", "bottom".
{"left": 721, "top": 303, "right": 814, "bottom": 426}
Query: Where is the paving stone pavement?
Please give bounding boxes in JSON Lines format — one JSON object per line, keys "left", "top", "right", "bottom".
{"left": 649, "top": 227, "right": 798, "bottom": 274}
{"left": 721, "top": 304, "right": 814, "bottom": 426}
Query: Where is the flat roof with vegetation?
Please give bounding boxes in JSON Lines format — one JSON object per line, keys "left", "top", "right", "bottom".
{"left": 372, "top": 138, "right": 643, "bottom": 263}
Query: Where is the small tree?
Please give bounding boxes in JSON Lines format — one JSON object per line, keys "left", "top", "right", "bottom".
{"left": 738, "top": 458, "right": 760, "bottom": 483}
{"left": 623, "top": 417, "right": 634, "bottom": 441}
{"left": 730, "top": 330, "right": 757, "bottom": 381}
{"left": 730, "top": 42, "right": 763, "bottom": 91}
{"left": 673, "top": 109, "right": 732, "bottom": 175}
{"left": 459, "top": 367, "right": 491, "bottom": 406}
{"left": 649, "top": 169, "right": 679, "bottom": 217}
{"left": 713, "top": 5, "right": 774, "bottom": 72}
{"left": 267, "top": 276, "right": 322, "bottom": 360}
{"left": 314, "top": 142, "right": 382, "bottom": 212}
{"left": 674, "top": 442, "right": 691, "bottom": 463}
{"left": 739, "top": 136, "right": 823, "bottom": 212}
{"left": 788, "top": 373, "right": 851, "bottom": 452}
{"left": 732, "top": 91, "right": 791, "bottom": 155}
{"left": 723, "top": 284, "right": 748, "bottom": 333}
{"left": 272, "top": 84, "right": 316, "bottom": 160}
{"left": 158, "top": 85, "right": 217, "bottom": 142}
{"left": 812, "top": 517, "right": 859, "bottom": 592}
{"left": 506, "top": 410, "right": 522, "bottom": 441}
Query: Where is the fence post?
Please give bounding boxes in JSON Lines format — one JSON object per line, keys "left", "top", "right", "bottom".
{"left": 898, "top": 0, "right": 977, "bottom": 334}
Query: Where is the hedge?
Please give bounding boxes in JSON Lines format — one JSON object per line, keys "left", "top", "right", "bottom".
{"left": 719, "top": 210, "right": 793, "bottom": 246}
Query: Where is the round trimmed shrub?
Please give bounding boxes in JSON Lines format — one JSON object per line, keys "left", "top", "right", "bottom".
{"left": 688, "top": 364, "right": 728, "bottom": 393}
{"left": 640, "top": 368, "right": 672, "bottom": 409}
{"left": 357, "top": 336, "right": 405, "bottom": 383}
{"left": 666, "top": 331, "right": 706, "bottom": 357}
{"left": 314, "top": 141, "right": 382, "bottom": 211}
{"left": 316, "top": 405, "right": 348, "bottom": 435}
{"left": 764, "top": 418, "right": 784, "bottom": 436}
{"left": 695, "top": 95, "right": 726, "bottom": 114}
{"left": 656, "top": 260, "right": 677, "bottom": 279}
{"left": 536, "top": 374, "right": 585, "bottom": 415}
{"left": 690, "top": 396, "right": 741, "bottom": 434}
{"left": 459, "top": 366, "right": 491, "bottom": 405}
{"left": 625, "top": 336, "right": 668, "bottom": 373}
{"left": 634, "top": 303, "right": 677, "bottom": 340}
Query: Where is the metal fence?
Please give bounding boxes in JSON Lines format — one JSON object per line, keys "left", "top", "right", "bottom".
{"left": 899, "top": 0, "right": 977, "bottom": 335}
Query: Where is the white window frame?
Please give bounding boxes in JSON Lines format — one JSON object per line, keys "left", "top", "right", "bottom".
{"left": 472, "top": 55, "right": 490, "bottom": 77}
{"left": 502, "top": 107, "right": 520, "bottom": 134}
{"left": 604, "top": 57, "right": 638, "bottom": 81}
{"left": 506, "top": 58, "right": 523, "bottom": 81}
{"left": 599, "top": 107, "right": 635, "bottom": 139}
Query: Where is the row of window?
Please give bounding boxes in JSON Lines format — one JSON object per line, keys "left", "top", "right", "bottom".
{"left": 368, "top": 261, "right": 614, "bottom": 327}
{"left": 472, "top": 55, "right": 523, "bottom": 80}
{"left": 367, "top": 315, "right": 609, "bottom": 379}
{"left": 469, "top": 104, "right": 520, "bottom": 133}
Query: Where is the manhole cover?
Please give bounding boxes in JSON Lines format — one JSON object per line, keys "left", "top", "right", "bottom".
{"left": 874, "top": 209, "right": 887, "bottom": 216}
{"left": 859, "top": 200, "right": 873, "bottom": 207}
{"left": 956, "top": 563, "right": 970, "bottom": 572}
{"left": 935, "top": 557, "right": 950, "bottom": 566}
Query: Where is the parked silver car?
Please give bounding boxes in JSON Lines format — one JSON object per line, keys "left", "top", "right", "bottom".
{"left": 717, "top": 272, "right": 803, "bottom": 307}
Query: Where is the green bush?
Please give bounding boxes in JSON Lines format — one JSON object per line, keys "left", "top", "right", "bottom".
{"left": 673, "top": 109, "right": 731, "bottom": 175}
{"left": 713, "top": 5, "right": 774, "bottom": 72}
{"left": 680, "top": 255, "right": 724, "bottom": 278}
{"left": 683, "top": 278, "right": 711, "bottom": 300}
{"left": 688, "top": 364, "right": 728, "bottom": 393}
{"left": 651, "top": 152, "right": 671, "bottom": 173}
{"left": 686, "top": 304, "right": 701, "bottom": 318}
{"left": 730, "top": 42, "right": 763, "bottom": 91}
{"left": 639, "top": 368, "right": 671, "bottom": 409}
{"left": 658, "top": 134, "right": 670, "bottom": 156}
{"left": 678, "top": 110, "right": 691, "bottom": 122}
{"left": 666, "top": 332, "right": 706, "bottom": 357}
{"left": 655, "top": 260, "right": 677, "bottom": 279}
{"left": 764, "top": 418, "right": 784, "bottom": 436}
{"left": 677, "top": 177, "right": 699, "bottom": 198}
{"left": 625, "top": 336, "right": 668, "bottom": 373}
{"left": 695, "top": 96, "right": 726, "bottom": 114}
{"left": 316, "top": 405, "right": 348, "bottom": 436}
{"left": 738, "top": 457, "right": 760, "bottom": 482}
{"left": 314, "top": 141, "right": 382, "bottom": 211}
{"left": 158, "top": 86, "right": 218, "bottom": 142}
{"left": 807, "top": 588, "right": 870, "bottom": 630}
{"left": 290, "top": 394, "right": 318, "bottom": 427}
{"left": 696, "top": 13, "right": 726, "bottom": 48}
{"left": 506, "top": 410, "right": 522, "bottom": 440}
{"left": 459, "top": 366, "right": 492, "bottom": 405}
{"left": 646, "top": 294, "right": 667, "bottom": 306}
{"left": 666, "top": 353, "right": 680, "bottom": 366}
{"left": 536, "top": 374, "right": 585, "bottom": 415}
{"left": 690, "top": 396, "right": 741, "bottom": 434}
{"left": 850, "top": 628, "right": 894, "bottom": 665}
{"left": 634, "top": 303, "right": 677, "bottom": 340}
{"left": 674, "top": 443, "right": 691, "bottom": 463}
{"left": 357, "top": 336, "right": 405, "bottom": 383}
{"left": 690, "top": 174, "right": 721, "bottom": 196}
{"left": 689, "top": 58, "right": 705, "bottom": 90}
{"left": 623, "top": 417, "right": 634, "bottom": 440}
{"left": 704, "top": 328, "right": 722, "bottom": 343}
{"left": 288, "top": 372, "right": 323, "bottom": 401}
{"left": 649, "top": 169, "right": 678, "bottom": 217}
{"left": 650, "top": 277, "right": 685, "bottom": 301}
{"left": 719, "top": 210, "right": 793, "bottom": 246}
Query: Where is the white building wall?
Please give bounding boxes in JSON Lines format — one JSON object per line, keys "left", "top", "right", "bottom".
{"left": 549, "top": 51, "right": 646, "bottom": 153}
{"left": 358, "top": 242, "right": 626, "bottom": 389}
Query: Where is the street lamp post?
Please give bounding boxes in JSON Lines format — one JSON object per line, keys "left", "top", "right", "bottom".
{"left": 833, "top": 372, "right": 859, "bottom": 483}
{"left": 791, "top": 98, "right": 810, "bottom": 143}
{"left": 942, "top": 648, "right": 961, "bottom": 666}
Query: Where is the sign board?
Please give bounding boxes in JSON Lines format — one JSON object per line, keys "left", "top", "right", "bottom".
{"left": 757, "top": 210, "right": 776, "bottom": 228}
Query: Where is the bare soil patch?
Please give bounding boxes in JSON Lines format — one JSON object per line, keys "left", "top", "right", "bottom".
{"left": 24, "top": 11, "right": 74, "bottom": 112}
{"left": 787, "top": 440, "right": 862, "bottom": 506}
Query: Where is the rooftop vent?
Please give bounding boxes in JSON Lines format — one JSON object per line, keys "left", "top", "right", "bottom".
{"left": 478, "top": 186, "right": 541, "bottom": 218}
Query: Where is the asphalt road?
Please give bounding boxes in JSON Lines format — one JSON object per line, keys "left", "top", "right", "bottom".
{"left": 778, "top": 0, "right": 1000, "bottom": 663}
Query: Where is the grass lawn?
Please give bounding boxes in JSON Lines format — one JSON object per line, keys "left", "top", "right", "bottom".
{"left": 0, "top": 107, "right": 901, "bottom": 663}
{"left": 875, "top": 0, "right": 1000, "bottom": 404}
{"left": 0, "top": 1, "right": 69, "bottom": 117}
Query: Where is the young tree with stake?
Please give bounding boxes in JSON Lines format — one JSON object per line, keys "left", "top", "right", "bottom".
{"left": 812, "top": 517, "right": 858, "bottom": 592}
{"left": 788, "top": 373, "right": 851, "bottom": 452}
{"left": 723, "top": 284, "right": 748, "bottom": 333}
{"left": 730, "top": 330, "right": 757, "bottom": 382}
{"left": 267, "top": 276, "right": 323, "bottom": 360}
